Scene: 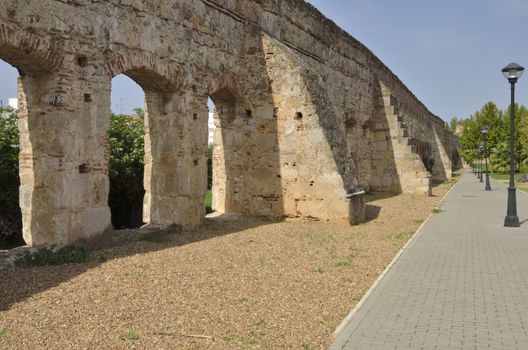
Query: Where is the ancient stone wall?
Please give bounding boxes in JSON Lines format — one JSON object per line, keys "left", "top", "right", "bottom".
{"left": 0, "top": 0, "right": 459, "bottom": 246}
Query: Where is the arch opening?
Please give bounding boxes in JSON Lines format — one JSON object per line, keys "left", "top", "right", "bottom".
{"left": 206, "top": 97, "right": 215, "bottom": 214}
{"left": 0, "top": 59, "right": 24, "bottom": 249}
{"left": 109, "top": 74, "right": 146, "bottom": 229}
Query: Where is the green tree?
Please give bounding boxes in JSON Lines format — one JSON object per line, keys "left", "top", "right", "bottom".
{"left": 132, "top": 107, "right": 145, "bottom": 117}
{"left": 449, "top": 117, "right": 458, "bottom": 133}
{"left": 502, "top": 104, "right": 528, "bottom": 172}
{"left": 490, "top": 140, "right": 510, "bottom": 173}
{"left": 460, "top": 102, "right": 504, "bottom": 166}
{"left": 0, "top": 107, "right": 19, "bottom": 206}
{"left": 0, "top": 107, "right": 22, "bottom": 246}
{"left": 460, "top": 101, "right": 528, "bottom": 172}
{"left": 108, "top": 113, "right": 145, "bottom": 229}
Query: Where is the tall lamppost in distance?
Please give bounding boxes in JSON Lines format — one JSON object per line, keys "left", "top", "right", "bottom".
{"left": 479, "top": 144, "right": 484, "bottom": 183}
{"left": 476, "top": 148, "right": 481, "bottom": 179}
{"left": 502, "top": 63, "right": 524, "bottom": 228}
{"left": 480, "top": 125, "right": 492, "bottom": 191}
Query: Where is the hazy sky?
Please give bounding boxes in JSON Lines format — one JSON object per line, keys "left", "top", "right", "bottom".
{"left": 1, "top": 0, "right": 527, "bottom": 120}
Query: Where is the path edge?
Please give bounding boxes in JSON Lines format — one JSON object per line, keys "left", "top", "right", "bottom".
{"left": 331, "top": 177, "right": 462, "bottom": 339}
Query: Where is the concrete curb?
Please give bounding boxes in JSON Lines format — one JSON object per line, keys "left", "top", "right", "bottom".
{"left": 332, "top": 178, "right": 461, "bottom": 339}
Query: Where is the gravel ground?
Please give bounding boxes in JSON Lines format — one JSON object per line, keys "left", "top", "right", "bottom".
{"left": 0, "top": 183, "right": 452, "bottom": 350}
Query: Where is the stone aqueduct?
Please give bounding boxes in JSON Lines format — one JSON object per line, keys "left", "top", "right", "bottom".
{"left": 0, "top": 0, "right": 460, "bottom": 246}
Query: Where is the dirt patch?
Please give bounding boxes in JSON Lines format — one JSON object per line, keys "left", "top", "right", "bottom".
{"left": 0, "top": 182, "right": 452, "bottom": 349}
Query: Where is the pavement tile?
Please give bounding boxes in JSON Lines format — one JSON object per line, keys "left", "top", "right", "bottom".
{"left": 332, "top": 172, "right": 528, "bottom": 349}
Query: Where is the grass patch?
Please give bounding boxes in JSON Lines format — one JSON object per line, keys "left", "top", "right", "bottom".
{"left": 413, "top": 219, "right": 425, "bottom": 225}
{"left": 490, "top": 172, "right": 517, "bottom": 181}
{"left": 95, "top": 254, "right": 107, "bottom": 263}
{"left": 393, "top": 231, "right": 414, "bottom": 240}
{"left": 124, "top": 265, "right": 147, "bottom": 278}
{"left": 0, "top": 328, "right": 8, "bottom": 337}
{"left": 222, "top": 334, "right": 237, "bottom": 342}
{"left": 14, "top": 246, "right": 87, "bottom": 267}
{"left": 335, "top": 250, "right": 357, "bottom": 267}
{"left": 432, "top": 208, "right": 442, "bottom": 214}
{"left": 120, "top": 331, "right": 139, "bottom": 341}
{"left": 205, "top": 190, "right": 213, "bottom": 214}
{"left": 352, "top": 294, "right": 363, "bottom": 302}
{"left": 491, "top": 173, "right": 528, "bottom": 193}
{"left": 241, "top": 337, "right": 257, "bottom": 345}
{"left": 254, "top": 318, "right": 267, "bottom": 327}
{"left": 312, "top": 267, "right": 324, "bottom": 274}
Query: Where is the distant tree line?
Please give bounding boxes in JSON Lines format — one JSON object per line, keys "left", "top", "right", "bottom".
{"left": 458, "top": 102, "right": 528, "bottom": 173}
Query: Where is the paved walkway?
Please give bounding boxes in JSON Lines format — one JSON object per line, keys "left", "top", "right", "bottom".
{"left": 332, "top": 171, "right": 528, "bottom": 350}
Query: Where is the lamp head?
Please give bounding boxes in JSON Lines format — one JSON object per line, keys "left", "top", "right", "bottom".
{"left": 502, "top": 63, "right": 525, "bottom": 82}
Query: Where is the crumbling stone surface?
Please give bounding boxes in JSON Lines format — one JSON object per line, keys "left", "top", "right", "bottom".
{"left": 0, "top": 0, "right": 460, "bottom": 246}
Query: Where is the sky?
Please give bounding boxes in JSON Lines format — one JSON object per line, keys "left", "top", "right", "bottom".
{"left": 1, "top": 0, "right": 528, "bottom": 121}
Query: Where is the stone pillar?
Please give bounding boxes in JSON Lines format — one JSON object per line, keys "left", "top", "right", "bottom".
{"left": 18, "top": 69, "right": 112, "bottom": 246}
{"left": 431, "top": 126, "right": 453, "bottom": 181}
{"left": 143, "top": 89, "right": 207, "bottom": 229}
{"left": 210, "top": 91, "right": 250, "bottom": 214}
{"left": 211, "top": 109, "right": 227, "bottom": 213}
{"left": 262, "top": 34, "right": 359, "bottom": 222}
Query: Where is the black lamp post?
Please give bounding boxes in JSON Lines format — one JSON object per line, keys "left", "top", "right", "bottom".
{"left": 476, "top": 151, "right": 480, "bottom": 179}
{"left": 474, "top": 147, "right": 478, "bottom": 176}
{"left": 481, "top": 125, "right": 492, "bottom": 191}
{"left": 476, "top": 154, "right": 480, "bottom": 179}
{"left": 479, "top": 144, "right": 484, "bottom": 183}
{"left": 502, "top": 63, "right": 524, "bottom": 227}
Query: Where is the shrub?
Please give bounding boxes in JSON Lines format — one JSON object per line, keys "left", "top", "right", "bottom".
{"left": 108, "top": 113, "right": 145, "bottom": 229}
{"left": 0, "top": 107, "right": 22, "bottom": 246}
{"left": 14, "top": 245, "right": 88, "bottom": 267}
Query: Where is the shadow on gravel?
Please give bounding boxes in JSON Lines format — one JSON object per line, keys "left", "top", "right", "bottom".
{"left": 0, "top": 215, "right": 276, "bottom": 311}
{"left": 365, "top": 205, "right": 381, "bottom": 222}
{"left": 363, "top": 193, "right": 399, "bottom": 223}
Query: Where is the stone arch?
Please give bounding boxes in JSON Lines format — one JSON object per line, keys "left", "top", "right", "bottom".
{"left": 208, "top": 74, "right": 244, "bottom": 99}
{"left": 106, "top": 52, "right": 198, "bottom": 229}
{"left": 0, "top": 25, "right": 70, "bottom": 245}
{"left": 0, "top": 23, "right": 62, "bottom": 73}
{"left": 107, "top": 51, "right": 182, "bottom": 92}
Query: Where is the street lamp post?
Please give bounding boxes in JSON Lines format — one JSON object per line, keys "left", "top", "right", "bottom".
{"left": 502, "top": 63, "right": 524, "bottom": 228}
{"left": 476, "top": 153, "right": 480, "bottom": 179}
{"left": 481, "top": 125, "right": 492, "bottom": 191}
{"left": 479, "top": 144, "right": 484, "bottom": 183}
